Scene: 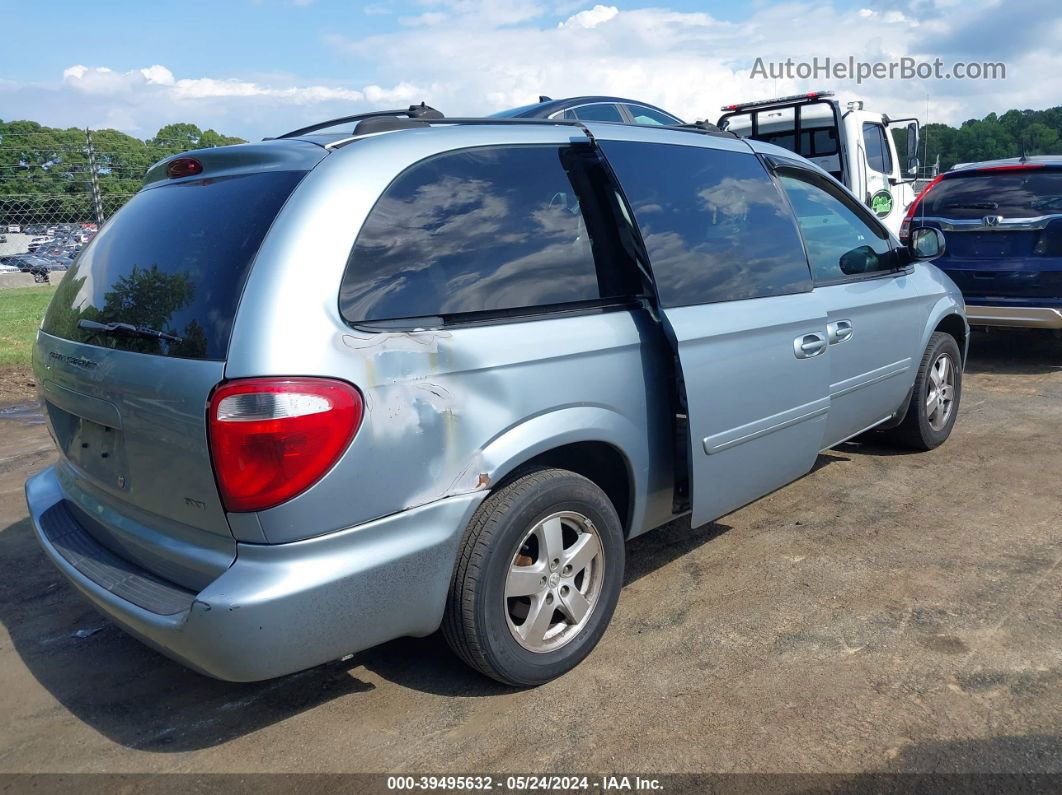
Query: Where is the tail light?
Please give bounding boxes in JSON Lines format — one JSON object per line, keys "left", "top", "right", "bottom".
{"left": 900, "top": 174, "right": 945, "bottom": 244}
{"left": 208, "top": 378, "right": 363, "bottom": 513}
{"left": 166, "top": 157, "right": 203, "bottom": 178}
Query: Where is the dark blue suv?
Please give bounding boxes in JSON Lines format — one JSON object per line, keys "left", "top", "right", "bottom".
{"left": 902, "top": 156, "right": 1062, "bottom": 330}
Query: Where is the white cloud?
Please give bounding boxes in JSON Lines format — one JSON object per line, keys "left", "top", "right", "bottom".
{"left": 140, "top": 65, "right": 175, "bottom": 86}
{"left": 400, "top": 11, "right": 449, "bottom": 26}
{"left": 13, "top": 64, "right": 424, "bottom": 135}
{"left": 363, "top": 82, "right": 424, "bottom": 104}
{"left": 6, "top": 1, "right": 1060, "bottom": 138}
{"left": 325, "top": 0, "right": 1059, "bottom": 128}
{"left": 559, "top": 4, "right": 618, "bottom": 29}
{"left": 59, "top": 64, "right": 366, "bottom": 103}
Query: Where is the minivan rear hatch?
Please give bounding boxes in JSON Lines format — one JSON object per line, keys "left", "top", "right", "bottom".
{"left": 34, "top": 142, "right": 323, "bottom": 589}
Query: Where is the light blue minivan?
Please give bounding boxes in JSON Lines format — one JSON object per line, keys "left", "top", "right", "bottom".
{"left": 26, "top": 110, "right": 967, "bottom": 686}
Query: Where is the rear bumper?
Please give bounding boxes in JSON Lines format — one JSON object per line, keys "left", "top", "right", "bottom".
{"left": 26, "top": 466, "right": 485, "bottom": 681}
{"left": 964, "top": 304, "right": 1062, "bottom": 329}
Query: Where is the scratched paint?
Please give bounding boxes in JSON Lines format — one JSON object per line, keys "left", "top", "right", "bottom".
{"left": 341, "top": 330, "right": 452, "bottom": 355}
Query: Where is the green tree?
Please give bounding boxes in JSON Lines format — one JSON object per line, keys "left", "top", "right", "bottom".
{"left": 0, "top": 119, "right": 246, "bottom": 225}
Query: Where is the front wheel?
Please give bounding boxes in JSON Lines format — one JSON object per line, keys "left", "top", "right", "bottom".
{"left": 887, "top": 331, "right": 962, "bottom": 450}
{"left": 442, "top": 467, "right": 624, "bottom": 686}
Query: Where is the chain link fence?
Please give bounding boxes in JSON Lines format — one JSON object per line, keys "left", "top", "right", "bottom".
{"left": 0, "top": 128, "right": 222, "bottom": 262}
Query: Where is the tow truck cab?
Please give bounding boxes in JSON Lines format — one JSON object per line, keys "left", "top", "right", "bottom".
{"left": 718, "top": 91, "right": 922, "bottom": 236}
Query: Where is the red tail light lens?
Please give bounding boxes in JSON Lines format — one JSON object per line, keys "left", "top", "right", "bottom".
{"left": 166, "top": 157, "right": 203, "bottom": 178}
{"left": 208, "top": 378, "right": 363, "bottom": 513}
{"left": 900, "top": 174, "right": 945, "bottom": 244}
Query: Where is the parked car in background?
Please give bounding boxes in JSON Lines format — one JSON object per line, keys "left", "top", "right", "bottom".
{"left": 27, "top": 236, "right": 56, "bottom": 253}
{"left": 26, "top": 112, "right": 965, "bottom": 688}
{"left": 901, "top": 156, "right": 1062, "bottom": 330}
{"left": 6, "top": 253, "right": 65, "bottom": 282}
{"left": 492, "top": 95, "right": 684, "bottom": 126}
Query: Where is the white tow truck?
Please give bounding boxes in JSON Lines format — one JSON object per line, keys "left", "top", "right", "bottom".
{"left": 717, "top": 91, "right": 922, "bottom": 236}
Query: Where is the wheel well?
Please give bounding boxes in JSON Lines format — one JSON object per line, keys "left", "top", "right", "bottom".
{"left": 508, "top": 442, "right": 633, "bottom": 536}
{"left": 935, "top": 313, "right": 968, "bottom": 363}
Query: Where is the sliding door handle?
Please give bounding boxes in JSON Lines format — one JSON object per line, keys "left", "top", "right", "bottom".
{"left": 827, "top": 319, "right": 854, "bottom": 344}
{"left": 794, "top": 332, "right": 827, "bottom": 359}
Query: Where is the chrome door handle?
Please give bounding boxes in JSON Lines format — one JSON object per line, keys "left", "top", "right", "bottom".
{"left": 827, "top": 319, "right": 854, "bottom": 344}
{"left": 794, "top": 332, "right": 827, "bottom": 359}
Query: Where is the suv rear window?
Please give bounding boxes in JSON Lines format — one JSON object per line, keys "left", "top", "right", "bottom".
{"left": 922, "top": 169, "right": 1062, "bottom": 219}
{"left": 340, "top": 145, "right": 613, "bottom": 323}
{"left": 42, "top": 170, "right": 304, "bottom": 360}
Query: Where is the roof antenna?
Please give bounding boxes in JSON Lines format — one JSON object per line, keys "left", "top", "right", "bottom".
{"left": 1019, "top": 136, "right": 1028, "bottom": 163}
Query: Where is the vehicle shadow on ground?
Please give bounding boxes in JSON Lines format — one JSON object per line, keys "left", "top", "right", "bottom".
{"left": 338, "top": 516, "right": 738, "bottom": 698}
{"left": 0, "top": 515, "right": 378, "bottom": 753}
{"left": 0, "top": 502, "right": 741, "bottom": 747}
{"left": 964, "top": 328, "right": 1062, "bottom": 375}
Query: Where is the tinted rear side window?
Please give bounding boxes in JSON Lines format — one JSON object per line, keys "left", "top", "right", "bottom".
{"left": 340, "top": 145, "right": 610, "bottom": 323}
{"left": 759, "top": 128, "right": 838, "bottom": 158}
{"left": 41, "top": 170, "right": 304, "bottom": 359}
{"left": 601, "top": 141, "right": 812, "bottom": 305}
{"left": 573, "top": 104, "right": 625, "bottom": 123}
{"left": 922, "top": 170, "right": 1062, "bottom": 218}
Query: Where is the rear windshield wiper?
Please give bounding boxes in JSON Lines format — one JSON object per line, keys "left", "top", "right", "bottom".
{"left": 77, "top": 319, "right": 183, "bottom": 344}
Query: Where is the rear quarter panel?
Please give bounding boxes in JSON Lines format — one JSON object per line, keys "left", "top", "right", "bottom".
{"left": 225, "top": 126, "right": 675, "bottom": 543}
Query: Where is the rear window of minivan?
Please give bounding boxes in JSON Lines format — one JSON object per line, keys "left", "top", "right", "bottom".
{"left": 923, "top": 169, "right": 1062, "bottom": 219}
{"left": 41, "top": 170, "right": 305, "bottom": 360}
{"left": 339, "top": 145, "right": 614, "bottom": 324}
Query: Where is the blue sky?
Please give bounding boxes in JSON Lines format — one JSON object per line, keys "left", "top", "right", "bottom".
{"left": 1, "top": 0, "right": 1059, "bottom": 139}
{"left": 3, "top": 0, "right": 807, "bottom": 81}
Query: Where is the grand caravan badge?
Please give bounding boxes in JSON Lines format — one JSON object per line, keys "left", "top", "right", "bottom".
{"left": 48, "top": 351, "right": 98, "bottom": 370}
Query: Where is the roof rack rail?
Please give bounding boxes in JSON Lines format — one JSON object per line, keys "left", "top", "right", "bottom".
{"left": 676, "top": 120, "right": 734, "bottom": 138}
{"left": 273, "top": 103, "right": 444, "bottom": 139}
{"left": 408, "top": 116, "right": 736, "bottom": 140}
{"left": 313, "top": 115, "right": 739, "bottom": 151}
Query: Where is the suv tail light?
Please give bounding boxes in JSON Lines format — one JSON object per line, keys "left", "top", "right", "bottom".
{"left": 166, "top": 157, "right": 203, "bottom": 178}
{"left": 208, "top": 378, "right": 363, "bottom": 513}
{"left": 900, "top": 174, "right": 944, "bottom": 245}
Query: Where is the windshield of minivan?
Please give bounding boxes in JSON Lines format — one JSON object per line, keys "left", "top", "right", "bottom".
{"left": 41, "top": 170, "right": 305, "bottom": 359}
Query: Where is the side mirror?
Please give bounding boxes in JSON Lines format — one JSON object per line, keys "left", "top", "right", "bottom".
{"left": 839, "top": 245, "right": 880, "bottom": 276}
{"left": 906, "top": 122, "right": 920, "bottom": 175}
{"left": 906, "top": 122, "right": 919, "bottom": 159}
{"left": 909, "top": 227, "right": 946, "bottom": 261}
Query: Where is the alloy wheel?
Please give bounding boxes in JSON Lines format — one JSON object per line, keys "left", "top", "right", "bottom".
{"left": 504, "top": 511, "right": 605, "bottom": 653}
{"left": 926, "top": 352, "right": 956, "bottom": 431}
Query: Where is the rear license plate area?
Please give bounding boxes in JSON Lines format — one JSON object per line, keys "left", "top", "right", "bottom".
{"left": 46, "top": 402, "right": 129, "bottom": 489}
{"left": 966, "top": 233, "right": 1016, "bottom": 258}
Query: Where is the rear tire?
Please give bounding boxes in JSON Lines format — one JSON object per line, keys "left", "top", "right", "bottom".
{"left": 443, "top": 466, "right": 624, "bottom": 687}
{"left": 887, "top": 331, "right": 962, "bottom": 450}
